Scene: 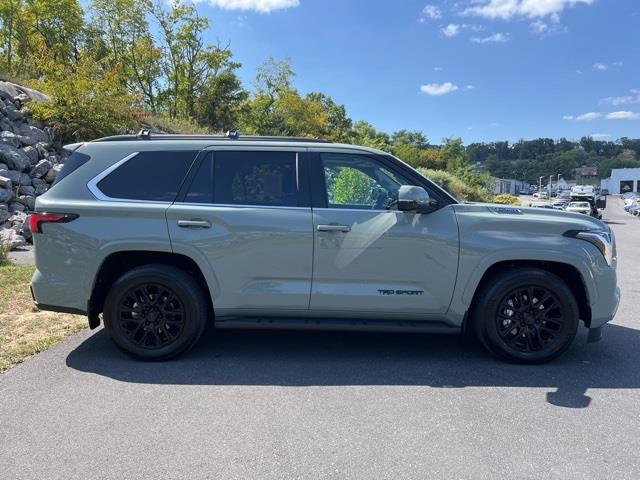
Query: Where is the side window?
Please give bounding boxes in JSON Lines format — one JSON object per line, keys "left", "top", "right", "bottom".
{"left": 96, "top": 150, "right": 196, "bottom": 202}
{"left": 184, "top": 155, "right": 213, "bottom": 203}
{"left": 321, "top": 153, "right": 411, "bottom": 209}
{"left": 214, "top": 151, "right": 299, "bottom": 207}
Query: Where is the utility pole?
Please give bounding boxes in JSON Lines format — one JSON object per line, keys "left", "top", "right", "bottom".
{"left": 549, "top": 175, "right": 552, "bottom": 200}
{"left": 539, "top": 176, "right": 544, "bottom": 195}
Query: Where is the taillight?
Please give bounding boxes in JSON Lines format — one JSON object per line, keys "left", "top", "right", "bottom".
{"left": 28, "top": 213, "right": 78, "bottom": 234}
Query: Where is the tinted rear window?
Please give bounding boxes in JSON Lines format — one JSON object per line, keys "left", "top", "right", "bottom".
{"left": 97, "top": 151, "right": 197, "bottom": 202}
{"left": 52, "top": 151, "right": 91, "bottom": 186}
{"left": 213, "top": 151, "right": 298, "bottom": 206}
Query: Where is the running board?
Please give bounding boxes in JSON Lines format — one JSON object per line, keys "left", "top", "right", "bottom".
{"left": 214, "top": 316, "right": 460, "bottom": 334}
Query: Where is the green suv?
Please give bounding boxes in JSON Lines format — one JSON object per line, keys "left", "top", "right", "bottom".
{"left": 29, "top": 133, "right": 620, "bottom": 363}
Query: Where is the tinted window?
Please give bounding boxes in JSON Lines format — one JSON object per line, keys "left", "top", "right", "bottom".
{"left": 97, "top": 151, "right": 196, "bottom": 201}
{"left": 321, "top": 153, "right": 411, "bottom": 209}
{"left": 53, "top": 151, "right": 91, "bottom": 186}
{"left": 214, "top": 151, "right": 298, "bottom": 206}
{"left": 184, "top": 155, "right": 213, "bottom": 203}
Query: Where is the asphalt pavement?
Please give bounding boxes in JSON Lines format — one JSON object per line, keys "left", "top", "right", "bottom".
{"left": 1, "top": 197, "right": 639, "bottom": 479}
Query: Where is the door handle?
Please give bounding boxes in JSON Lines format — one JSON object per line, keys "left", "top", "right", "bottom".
{"left": 317, "top": 224, "right": 351, "bottom": 232}
{"left": 177, "top": 219, "right": 211, "bottom": 228}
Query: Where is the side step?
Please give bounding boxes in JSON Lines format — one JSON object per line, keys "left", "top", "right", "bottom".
{"left": 214, "top": 316, "right": 460, "bottom": 334}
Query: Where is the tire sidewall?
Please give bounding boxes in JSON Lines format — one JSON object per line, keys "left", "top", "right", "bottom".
{"left": 103, "top": 266, "right": 207, "bottom": 360}
{"left": 475, "top": 270, "right": 579, "bottom": 364}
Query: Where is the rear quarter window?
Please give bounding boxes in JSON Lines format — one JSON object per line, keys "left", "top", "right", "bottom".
{"left": 96, "top": 151, "right": 197, "bottom": 202}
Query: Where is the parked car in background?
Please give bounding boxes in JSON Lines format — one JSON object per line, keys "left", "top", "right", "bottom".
{"left": 566, "top": 201, "right": 592, "bottom": 215}
{"left": 533, "top": 191, "right": 549, "bottom": 199}
{"left": 601, "top": 189, "right": 609, "bottom": 196}
{"left": 529, "top": 201, "right": 555, "bottom": 209}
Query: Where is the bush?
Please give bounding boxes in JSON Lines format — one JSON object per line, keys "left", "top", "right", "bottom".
{"left": 418, "top": 168, "right": 491, "bottom": 202}
{"left": 28, "top": 58, "right": 138, "bottom": 144}
{"left": 142, "top": 113, "right": 212, "bottom": 135}
{"left": 492, "top": 193, "right": 522, "bottom": 205}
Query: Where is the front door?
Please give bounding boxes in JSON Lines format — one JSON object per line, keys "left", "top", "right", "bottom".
{"left": 166, "top": 149, "right": 313, "bottom": 314}
{"left": 310, "top": 152, "right": 459, "bottom": 315}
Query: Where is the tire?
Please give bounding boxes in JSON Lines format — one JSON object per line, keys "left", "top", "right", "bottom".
{"left": 472, "top": 268, "right": 579, "bottom": 364}
{"left": 103, "top": 264, "right": 209, "bottom": 361}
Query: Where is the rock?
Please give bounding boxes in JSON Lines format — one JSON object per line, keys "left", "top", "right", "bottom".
{"left": 46, "top": 154, "right": 60, "bottom": 165}
{"left": 30, "top": 159, "right": 51, "bottom": 178}
{"left": 4, "top": 104, "right": 23, "bottom": 121}
{"left": 35, "top": 142, "right": 50, "bottom": 159}
{"left": 0, "top": 143, "right": 31, "bottom": 171}
{"left": 18, "top": 172, "right": 31, "bottom": 186}
{"left": 0, "top": 168, "right": 19, "bottom": 183}
{"left": 45, "top": 164, "right": 63, "bottom": 183}
{"left": 0, "top": 205, "right": 9, "bottom": 224}
{"left": 17, "top": 195, "right": 36, "bottom": 210}
{"left": 0, "top": 228, "right": 26, "bottom": 250}
{"left": 0, "top": 175, "right": 11, "bottom": 189}
{"left": 22, "top": 146, "right": 38, "bottom": 165}
{"left": 32, "top": 178, "right": 48, "bottom": 195}
{"left": 0, "top": 80, "right": 51, "bottom": 102}
{"left": 0, "top": 162, "right": 7, "bottom": 170}
{"left": 0, "top": 186, "right": 13, "bottom": 203}
{"left": 0, "top": 131, "right": 29, "bottom": 147}
{"left": 17, "top": 124, "right": 49, "bottom": 145}
{"left": 8, "top": 201, "right": 24, "bottom": 212}
{"left": 18, "top": 185, "right": 35, "bottom": 196}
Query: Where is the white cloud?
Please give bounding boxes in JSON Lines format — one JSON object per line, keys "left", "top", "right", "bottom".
{"left": 421, "top": 4, "right": 442, "bottom": 20}
{"left": 600, "top": 89, "right": 640, "bottom": 106}
{"left": 613, "top": 61, "right": 624, "bottom": 67}
{"left": 606, "top": 111, "right": 640, "bottom": 120}
{"left": 576, "top": 112, "right": 601, "bottom": 121}
{"left": 576, "top": 69, "right": 583, "bottom": 74}
{"left": 565, "top": 112, "right": 601, "bottom": 121}
{"left": 442, "top": 24, "right": 461, "bottom": 37}
{"left": 194, "top": 0, "right": 299, "bottom": 13}
{"left": 433, "top": 66, "right": 443, "bottom": 71}
{"left": 593, "top": 63, "right": 607, "bottom": 70}
{"left": 471, "top": 32, "right": 509, "bottom": 43}
{"left": 465, "top": 84, "right": 476, "bottom": 90}
{"left": 591, "top": 133, "right": 611, "bottom": 140}
{"left": 420, "top": 82, "right": 459, "bottom": 96}
{"left": 463, "top": 0, "right": 593, "bottom": 20}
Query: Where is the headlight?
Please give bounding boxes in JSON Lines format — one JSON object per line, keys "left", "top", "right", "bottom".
{"left": 565, "top": 229, "right": 616, "bottom": 267}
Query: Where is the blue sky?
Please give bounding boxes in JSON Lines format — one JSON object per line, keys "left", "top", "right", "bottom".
{"left": 192, "top": 0, "right": 639, "bottom": 144}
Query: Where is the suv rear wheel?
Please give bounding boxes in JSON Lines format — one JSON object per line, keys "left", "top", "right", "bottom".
{"left": 473, "top": 268, "right": 579, "bottom": 364}
{"left": 103, "top": 264, "right": 209, "bottom": 360}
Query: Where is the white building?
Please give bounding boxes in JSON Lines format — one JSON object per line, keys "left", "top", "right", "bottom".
{"left": 493, "top": 178, "right": 529, "bottom": 195}
{"left": 601, "top": 168, "right": 640, "bottom": 194}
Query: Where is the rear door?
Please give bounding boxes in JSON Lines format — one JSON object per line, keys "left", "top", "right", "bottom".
{"left": 310, "top": 152, "right": 459, "bottom": 316}
{"left": 166, "top": 148, "right": 313, "bottom": 314}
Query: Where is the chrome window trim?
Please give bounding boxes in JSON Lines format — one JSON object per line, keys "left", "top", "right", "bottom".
{"left": 174, "top": 202, "right": 310, "bottom": 210}
{"left": 86, "top": 152, "right": 171, "bottom": 205}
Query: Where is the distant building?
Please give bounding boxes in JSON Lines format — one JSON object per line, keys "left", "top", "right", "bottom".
{"left": 601, "top": 168, "right": 640, "bottom": 194}
{"left": 493, "top": 178, "right": 529, "bottom": 195}
{"left": 575, "top": 166, "right": 598, "bottom": 186}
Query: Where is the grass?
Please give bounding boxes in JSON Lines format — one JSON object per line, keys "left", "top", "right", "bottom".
{"left": 0, "top": 262, "right": 86, "bottom": 372}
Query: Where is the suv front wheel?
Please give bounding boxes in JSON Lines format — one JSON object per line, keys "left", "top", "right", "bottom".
{"left": 473, "top": 268, "right": 579, "bottom": 364}
{"left": 103, "top": 264, "right": 209, "bottom": 360}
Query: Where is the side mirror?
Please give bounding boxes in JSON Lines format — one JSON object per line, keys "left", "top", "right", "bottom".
{"left": 397, "top": 185, "right": 438, "bottom": 213}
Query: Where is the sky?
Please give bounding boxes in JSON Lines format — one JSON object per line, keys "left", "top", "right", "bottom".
{"left": 190, "top": 0, "right": 639, "bottom": 144}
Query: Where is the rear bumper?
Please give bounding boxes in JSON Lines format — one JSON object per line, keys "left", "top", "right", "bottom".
{"left": 30, "top": 268, "right": 90, "bottom": 314}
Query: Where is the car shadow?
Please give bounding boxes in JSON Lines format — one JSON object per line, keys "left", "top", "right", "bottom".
{"left": 66, "top": 323, "right": 640, "bottom": 409}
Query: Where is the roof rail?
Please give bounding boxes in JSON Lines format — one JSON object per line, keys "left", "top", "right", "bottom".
{"left": 92, "top": 133, "right": 332, "bottom": 143}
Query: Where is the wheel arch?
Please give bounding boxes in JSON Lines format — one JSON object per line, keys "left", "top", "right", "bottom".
{"left": 88, "top": 250, "right": 213, "bottom": 329}
{"left": 464, "top": 260, "right": 592, "bottom": 333}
